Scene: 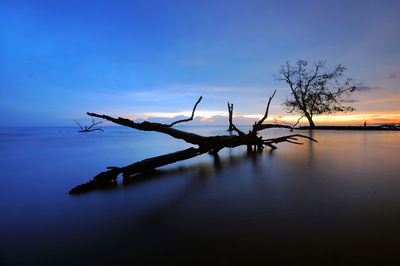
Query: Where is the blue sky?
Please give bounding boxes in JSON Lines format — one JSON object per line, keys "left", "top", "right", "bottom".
{"left": 1, "top": 0, "right": 400, "bottom": 126}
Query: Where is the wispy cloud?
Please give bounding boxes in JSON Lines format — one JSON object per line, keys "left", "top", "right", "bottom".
{"left": 356, "top": 94, "right": 400, "bottom": 104}
{"left": 387, "top": 70, "right": 400, "bottom": 80}
{"left": 356, "top": 85, "right": 384, "bottom": 92}
{"left": 342, "top": 99, "right": 359, "bottom": 103}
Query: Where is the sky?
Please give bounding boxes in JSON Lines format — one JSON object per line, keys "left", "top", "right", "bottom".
{"left": 1, "top": 0, "right": 400, "bottom": 126}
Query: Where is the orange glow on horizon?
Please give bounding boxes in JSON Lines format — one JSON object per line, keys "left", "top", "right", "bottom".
{"left": 265, "top": 112, "right": 400, "bottom": 125}
{"left": 119, "top": 111, "right": 400, "bottom": 126}
{"left": 200, "top": 117, "right": 214, "bottom": 123}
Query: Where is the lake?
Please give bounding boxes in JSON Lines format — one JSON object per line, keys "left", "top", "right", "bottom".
{"left": 0, "top": 126, "right": 399, "bottom": 265}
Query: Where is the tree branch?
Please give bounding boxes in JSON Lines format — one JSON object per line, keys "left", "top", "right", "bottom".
{"left": 258, "top": 124, "right": 294, "bottom": 130}
{"left": 252, "top": 90, "right": 277, "bottom": 132}
{"left": 74, "top": 120, "right": 83, "bottom": 131}
{"left": 227, "top": 102, "right": 234, "bottom": 132}
{"left": 75, "top": 119, "right": 104, "bottom": 133}
{"left": 169, "top": 96, "right": 202, "bottom": 127}
{"left": 263, "top": 134, "right": 317, "bottom": 150}
{"left": 87, "top": 112, "right": 206, "bottom": 145}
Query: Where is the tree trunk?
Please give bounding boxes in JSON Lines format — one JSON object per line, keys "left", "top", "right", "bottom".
{"left": 304, "top": 113, "right": 315, "bottom": 128}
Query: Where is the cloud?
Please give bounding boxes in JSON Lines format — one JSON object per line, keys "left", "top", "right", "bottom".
{"left": 342, "top": 99, "right": 359, "bottom": 103}
{"left": 356, "top": 94, "right": 400, "bottom": 104}
{"left": 387, "top": 71, "right": 400, "bottom": 80}
{"left": 356, "top": 86, "right": 384, "bottom": 92}
{"left": 200, "top": 117, "right": 214, "bottom": 123}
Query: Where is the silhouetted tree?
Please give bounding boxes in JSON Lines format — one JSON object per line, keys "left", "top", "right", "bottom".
{"left": 277, "top": 60, "right": 356, "bottom": 128}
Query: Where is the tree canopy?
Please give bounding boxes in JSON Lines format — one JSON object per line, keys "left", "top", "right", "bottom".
{"left": 277, "top": 60, "right": 356, "bottom": 128}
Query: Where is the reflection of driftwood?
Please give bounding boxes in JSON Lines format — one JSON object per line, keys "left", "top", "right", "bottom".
{"left": 69, "top": 91, "right": 316, "bottom": 194}
{"left": 74, "top": 119, "right": 104, "bottom": 133}
{"left": 70, "top": 148, "right": 206, "bottom": 194}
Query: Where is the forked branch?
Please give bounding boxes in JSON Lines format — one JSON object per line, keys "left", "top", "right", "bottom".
{"left": 252, "top": 90, "right": 277, "bottom": 133}
{"left": 74, "top": 119, "right": 104, "bottom": 133}
{"left": 263, "top": 134, "right": 317, "bottom": 149}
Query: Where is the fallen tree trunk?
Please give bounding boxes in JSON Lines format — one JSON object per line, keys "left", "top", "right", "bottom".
{"left": 69, "top": 147, "right": 208, "bottom": 194}
{"left": 69, "top": 91, "right": 316, "bottom": 194}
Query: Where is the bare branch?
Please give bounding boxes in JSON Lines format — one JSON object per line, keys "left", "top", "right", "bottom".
{"left": 169, "top": 96, "right": 202, "bottom": 127}
{"left": 87, "top": 112, "right": 206, "bottom": 145}
{"left": 263, "top": 134, "right": 317, "bottom": 147}
{"left": 74, "top": 120, "right": 83, "bottom": 131}
{"left": 227, "top": 102, "right": 234, "bottom": 132}
{"left": 251, "top": 90, "right": 277, "bottom": 133}
{"left": 292, "top": 115, "right": 304, "bottom": 129}
{"left": 257, "top": 90, "right": 276, "bottom": 126}
{"left": 86, "top": 119, "right": 103, "bottom": 131}
{"left": 258, "top": 124, "right": 294, "bottom": 130}
{"left": 75, "top": 119, "right": 103, "bottom": 133}
{"left": 231, "top": 123, "right": 246, "bottom": 136}
{"left": 225, "top": 101, "right": 245, "bottom": 136}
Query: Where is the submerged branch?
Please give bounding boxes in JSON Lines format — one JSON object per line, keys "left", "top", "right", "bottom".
{"left": 69, "top": 147, "right": 208, "bottom": 194}
{"left": 263, "top": 134, "right": 317, "bottom": 149}
{"left": 74, "top": 119, "right": 104, "bottom": 133}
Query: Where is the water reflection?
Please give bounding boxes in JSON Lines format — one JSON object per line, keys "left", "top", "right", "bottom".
{"left": 1, "top": 127, "right": 400, "bottom": 265}
{"left": 122, "top": 149, "right": 252, "bottom": 188}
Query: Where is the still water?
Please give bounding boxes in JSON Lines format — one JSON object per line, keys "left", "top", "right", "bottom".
{"left": 0, "top": 126, "right": 399, "bottom": 265}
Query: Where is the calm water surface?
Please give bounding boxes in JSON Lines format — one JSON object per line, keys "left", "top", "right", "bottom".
{"left": 0, "top": 126, "right": 399, "bottom": 265}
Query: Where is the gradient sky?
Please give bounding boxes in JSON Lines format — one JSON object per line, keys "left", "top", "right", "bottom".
{"left": 1, "top": 0, "right": 400, "bottom": 126}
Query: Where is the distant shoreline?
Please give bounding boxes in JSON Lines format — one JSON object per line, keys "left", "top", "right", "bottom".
{"left": 296, "top": 125, "right": 400, "bottom": 131}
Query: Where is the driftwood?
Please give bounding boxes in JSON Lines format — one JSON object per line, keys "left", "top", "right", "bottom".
{"left": 227, "top": 102, "right": 234, "bottom": 131}
{"left": 74, "top": 119, "right": 104, "bottom": 133}
{"left": 69, "top": 91, "right": 316, "bottom": 194}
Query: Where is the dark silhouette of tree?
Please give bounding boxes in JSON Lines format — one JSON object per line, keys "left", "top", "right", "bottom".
{"left": 69, "top": 92, "right": 316, "bottom": 194}
{"left": 276, "top": 60, "right": 356, "bottom": 128}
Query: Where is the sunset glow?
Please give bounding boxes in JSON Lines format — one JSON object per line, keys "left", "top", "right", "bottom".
{"left": 1, "top": 0, "right": 399, "bottom": 128}
{"left": 119, "top": 110, "right": 400, "bottom": 126}
{"left": 1, "top": 1, "right": 400, "bottom": 265}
